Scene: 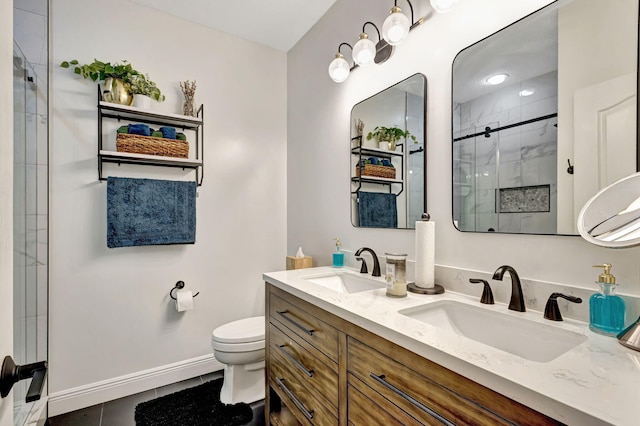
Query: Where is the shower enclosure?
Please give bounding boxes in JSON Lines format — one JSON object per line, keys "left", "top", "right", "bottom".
{"left": 13, "top": 42, "right": 48, "bottom": 426}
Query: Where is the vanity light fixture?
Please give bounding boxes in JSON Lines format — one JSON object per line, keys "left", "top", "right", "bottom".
{"left": 382, "top": 1, "right": 425, "bottom": 45}
{"left": 329, "top": 0, "right": 459, "bottom": 83}
{"left": 328, "top": 43, "right": 354, "bottom": 83}
{"left": 430, "top": 0, "right": 458, "bottom": 13}
{"left": 353, "top": 22, "right": 382, "bottom": 66}
{"left": 486, "top": 73, "right": 509, "bottom": 85}
{"left": 519, "top": 88, "right": 535, "bottom": 97}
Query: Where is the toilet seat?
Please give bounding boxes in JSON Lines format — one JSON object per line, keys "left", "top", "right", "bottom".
{"left": 212, "top": 316, "right": 265, "bottom": 344}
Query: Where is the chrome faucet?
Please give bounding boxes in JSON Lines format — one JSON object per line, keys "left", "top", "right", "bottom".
{"left": 492, "top": 265, "right": 526, "bottom": 312}
{"left": 354, "top": 247, "right": 381, "bottom": 277}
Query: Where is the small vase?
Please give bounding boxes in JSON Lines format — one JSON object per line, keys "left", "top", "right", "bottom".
{"left": 389, "top": 140, "right": 397, "bottom": 151}
{"left": 102, "top": 78, "right": 133, "bottom": 106}
{"left": 183, "top": 99, "right": 195, "bottom": 117}
{"left": 132, "top": 94, "right": 152, "bottom": 110}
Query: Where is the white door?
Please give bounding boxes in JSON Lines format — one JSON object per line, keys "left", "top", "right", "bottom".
{"left": 1, "top": 1, "right": 14, "bottom": 424}
{"left": 573, "top": 73, "right": 637, "bottom": 234}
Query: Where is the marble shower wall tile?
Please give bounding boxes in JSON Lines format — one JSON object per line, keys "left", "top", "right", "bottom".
{"left": 13, "top": 8, "right": 47, "bottom": 66}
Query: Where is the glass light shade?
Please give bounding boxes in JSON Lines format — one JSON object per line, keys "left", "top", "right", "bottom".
{"left": 353, "top": 35, "right": 376, "bottom": 66}
{"left": 430, "top": 0, "right": 457, "bottom": 13}
{"left": 382, "top": 8, "right": 410, "bottom": 45}
{"left": 328, "top": 54, "right": 350, "bottom": 83}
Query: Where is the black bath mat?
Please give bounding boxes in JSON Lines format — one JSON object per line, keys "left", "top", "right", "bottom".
{"left": 134, "top": 379, "right": 253, "bottom": 426}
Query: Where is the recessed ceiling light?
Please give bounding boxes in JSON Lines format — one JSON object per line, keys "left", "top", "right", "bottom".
{"left": 519, "top": 89, "right": 535, "bottom": 97}
{"left": 486, "top": 73, "right": 509, "bottom": 85}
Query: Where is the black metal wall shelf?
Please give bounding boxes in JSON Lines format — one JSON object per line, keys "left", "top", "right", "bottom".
{"left": 97, "top": 86, "right": 204, "bottom": 185}
{"left": 350, "top": 142, "right": 404, "bottom": 196}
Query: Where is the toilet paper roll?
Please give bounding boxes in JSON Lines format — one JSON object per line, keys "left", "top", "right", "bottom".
{"left": 175, "top": 290, "right": 194, "bottom": 312}
{"left": 415, "top": 220, "right": 435, "bottom": 288}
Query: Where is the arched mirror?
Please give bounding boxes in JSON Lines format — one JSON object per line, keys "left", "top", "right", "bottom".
{"left": 351, "top": 73, "right": 426, "bottom": 229}
{"left": 452, "top": 0, "right": 638, "bottom": 235}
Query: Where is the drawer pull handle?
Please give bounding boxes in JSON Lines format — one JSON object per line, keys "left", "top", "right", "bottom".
{"left": 278, "top": 345, "right": 314, "bottom": 377}
{"left": 275, "top": 377, "right": 314, "bottom": 421}
{"left": 276, "top": 310, "right": 315, "bottom": 336}
{"left": 369, "top": 373, "right": 455, "bottom": 426}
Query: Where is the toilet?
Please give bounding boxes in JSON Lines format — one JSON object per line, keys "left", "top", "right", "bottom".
{"left": 211, "top": 316, "right": 265, "bottom": 404}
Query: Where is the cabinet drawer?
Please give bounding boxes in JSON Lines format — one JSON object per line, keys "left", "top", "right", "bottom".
{"left": 348, "top": 337, "right": 519, "bottom": 426}
{"left": 348, "top": 383, "right": 421, "bottom": 426}
{"left": 270, "top": 323, "right": 339, "bottom": 410}
{"left": 270, "top": 352, "right": 338, "bottom": 426}
{"left": 270, "top": 293, "right": 339, "bottom": 362}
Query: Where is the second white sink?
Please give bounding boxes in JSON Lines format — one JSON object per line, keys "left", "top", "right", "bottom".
{"left": 302, "top": 271, "right": 386, "bottom": 294}
{"left": 399, "top": 300, "right": 588, "bottom": 362}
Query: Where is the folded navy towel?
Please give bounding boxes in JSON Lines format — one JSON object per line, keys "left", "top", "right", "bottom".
{"left": 128, "top": 124, "right": 151, "bottom": 136}
{"left": 159, "top": 126, "right": 177, "bottom": 139}
{"left": 358, "top": 191, "right": 398, "bottom": 228}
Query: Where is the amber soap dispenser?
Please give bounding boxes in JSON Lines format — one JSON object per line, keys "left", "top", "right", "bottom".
{"left": 589, "top": 263, "right": 626, "bottom": 336}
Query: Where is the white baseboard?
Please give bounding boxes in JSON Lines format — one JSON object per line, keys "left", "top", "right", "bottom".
{"left": 48, "top": 354, "right": 224, "bottom": 417}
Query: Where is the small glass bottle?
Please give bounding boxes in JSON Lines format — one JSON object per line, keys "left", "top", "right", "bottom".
{"left": 385, "top": 253, "right": 407, "bottom": 297}
{"left": 332, "top": 238, "right": 344, "bottom": 268}
{"left": 589, "top": 264, "right": 626, "bottom": 336}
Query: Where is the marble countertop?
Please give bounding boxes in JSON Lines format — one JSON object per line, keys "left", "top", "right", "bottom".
{"left": 264, "top": 266, "right": 640, "bottom": 426}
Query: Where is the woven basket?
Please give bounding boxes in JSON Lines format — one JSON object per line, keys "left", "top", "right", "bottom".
{"left": 355, "top": 164, "right": 396, "bottom": 179}
{"left": 116, "top": 134, "right": 189, "bottom": 158}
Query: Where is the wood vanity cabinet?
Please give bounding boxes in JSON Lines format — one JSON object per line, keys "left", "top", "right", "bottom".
{"left": 265, "top": 284, "right": 562, "bottom": 426}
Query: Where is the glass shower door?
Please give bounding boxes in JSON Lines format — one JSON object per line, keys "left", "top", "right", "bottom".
{"left": 13, "top": 42, "right": 47, "bottom": 426}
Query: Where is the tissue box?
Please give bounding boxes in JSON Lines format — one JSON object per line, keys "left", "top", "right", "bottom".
{"left": 286, "top": 256, "right": 313, "bottom": 270}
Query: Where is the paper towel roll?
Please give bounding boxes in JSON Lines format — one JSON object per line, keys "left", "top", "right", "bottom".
{"left": 415, "top": 220, "right": 435, "bottom": 288}
{"left": 175, "top": 290, "right": 194, "bottom": 312}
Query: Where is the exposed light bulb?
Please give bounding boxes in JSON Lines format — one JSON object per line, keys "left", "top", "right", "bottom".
{"left": 430, "top": 0, "right": 458, "bottom": 13}
{"left": 352, "top": 33, "right": 376, "bottom": 66}
{"left": 382, "top": 6, "right": 410, "bottom": 46}
{"left": 486, "top": 73, "right": 509, "bottom": 85}
{"left": 328, "top": 53, "right": 350, "bottom": 83}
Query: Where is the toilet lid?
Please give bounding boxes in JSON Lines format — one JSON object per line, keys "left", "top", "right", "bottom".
{"left": 212, "top": 316, "right": 265, "bottom": 344}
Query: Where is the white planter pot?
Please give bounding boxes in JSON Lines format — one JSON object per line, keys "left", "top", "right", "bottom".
{"left": 378, "top": 141, "right": 390, "bottom": 150}
{"left": 132, "top": 95, "right": 152, "bottom": 110}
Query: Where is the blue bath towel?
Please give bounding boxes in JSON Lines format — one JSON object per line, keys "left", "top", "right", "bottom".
{"left": 128, "top": 123, "right": 151, "bottom": 136}
{"left": 107, "top": 177, "right": 196, "bottom": 248}
{"left": 159, "top": 126, "right": 177, "bottom": 139}
{"left": 358, "top": 191, "right": 398, "bottom": 228}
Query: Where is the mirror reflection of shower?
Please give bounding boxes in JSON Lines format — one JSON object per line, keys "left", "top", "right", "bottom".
{"left": 453, "top": 70, "right": 558, "bottom": 234}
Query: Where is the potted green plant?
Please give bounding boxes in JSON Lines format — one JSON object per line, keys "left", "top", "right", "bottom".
{"left": 59, "top": 59, "right": 163, "bottom": 107}
{"left": 366, "top": 126, "right": 417, "bottom": 151}
{"left": 129, "top": 74, "right": 165, "bottom": 109}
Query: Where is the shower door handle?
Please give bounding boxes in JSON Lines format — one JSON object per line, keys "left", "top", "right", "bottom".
{"left": 0, "top": 355, "right": 48, "bottom": 402}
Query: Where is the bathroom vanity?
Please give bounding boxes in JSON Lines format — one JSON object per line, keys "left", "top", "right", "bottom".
{"left": 264, "top": 267, "right": 640, "bottom": 425}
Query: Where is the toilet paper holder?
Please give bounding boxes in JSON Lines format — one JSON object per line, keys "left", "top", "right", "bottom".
{"left": 169, "top": 280, "right": 200, "bottom": 300}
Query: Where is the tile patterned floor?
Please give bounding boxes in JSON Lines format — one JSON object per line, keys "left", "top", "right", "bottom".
{"left": 47, "top": 371, "right": 265, "bottom": 426}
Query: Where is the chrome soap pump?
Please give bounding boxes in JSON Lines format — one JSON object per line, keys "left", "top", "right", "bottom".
{"left": 589, "top": 263, "right": 626, "bottom": 336}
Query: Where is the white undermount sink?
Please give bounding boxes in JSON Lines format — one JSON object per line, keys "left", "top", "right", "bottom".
{"left": 399, "top": 300, "right": 588, "bottom": 362}
{"left": 302, "top": 271, "right": 386, "bottom": 294}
